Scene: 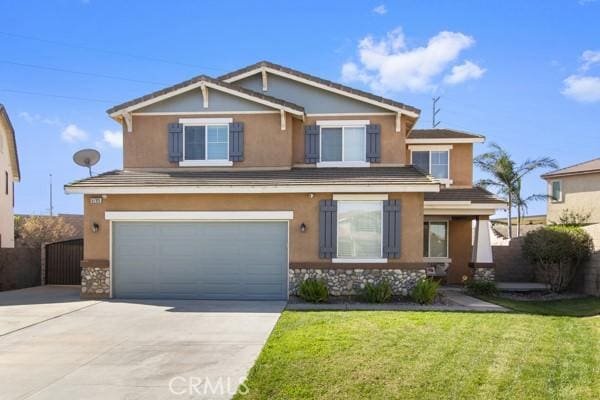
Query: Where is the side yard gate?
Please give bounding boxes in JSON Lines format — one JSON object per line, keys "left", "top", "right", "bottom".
{"left": 45, "top": 239, "right": 83, "bottom": 285}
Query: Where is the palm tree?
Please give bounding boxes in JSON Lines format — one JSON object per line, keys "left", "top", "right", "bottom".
{"left": 512, "top": 178, "right": 550, "bottom": 237}
{"left": 474, "top": 143, "right": 557, "bottom": 239}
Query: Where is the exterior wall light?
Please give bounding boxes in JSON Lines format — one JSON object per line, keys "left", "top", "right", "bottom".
{"left": 91, "top": 223, "right": 100, "bottom": 233}
{"left": 308, "top": 193, "right": 314, "bottom": 199}
{"left": 300, "top": 223, "right": 307, "bottom": 233}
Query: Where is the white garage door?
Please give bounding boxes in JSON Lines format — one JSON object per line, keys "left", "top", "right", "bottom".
{"left": 112, "top": 221, "right": 288, "bottom": 300}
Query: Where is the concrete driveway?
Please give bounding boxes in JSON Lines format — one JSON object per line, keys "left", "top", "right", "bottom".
{"left": 0, "top": 286, "right": 284, "bottom": 400}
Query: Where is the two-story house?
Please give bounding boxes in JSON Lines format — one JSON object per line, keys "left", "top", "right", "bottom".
{"left": 542, "top": 158, "right": 600, "bottom": 224}
{"left": 65, "top": 61, "right": 504, "bottom": 300}
{"left": 0, "top": 104, "right": 20, "bottom": 248}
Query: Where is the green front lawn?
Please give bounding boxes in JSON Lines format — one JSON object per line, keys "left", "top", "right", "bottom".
{"left": 476, "top": 295, "right": 600, "bottom": 317}
{"left": 236, "top": 309, "right": 599, "bottom": 399}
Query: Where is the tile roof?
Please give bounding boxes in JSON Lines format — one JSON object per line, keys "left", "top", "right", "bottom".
{"left": 425, "top": 187, "right": 506, "bottom": 204}
{"left": 106, "top": 74, "right": 305, "bottom": 115}
{"left": 219, "top": 61, "right": 421, "bottom": 115}
{"left": 66, "top": 167, "right": 436, "bottom": 189}
{"left": 541, "top": 158, "right": 600, "bottom": 179}
{"left": 408, "top": 128, "right": 484, "bottom": 140}
{"left": 0, "top": 104, "right": 20, "bottom": 180}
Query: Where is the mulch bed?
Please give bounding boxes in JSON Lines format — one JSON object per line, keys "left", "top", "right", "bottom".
{"left": 497, "top": 291, "right": 588, "bottom": 301}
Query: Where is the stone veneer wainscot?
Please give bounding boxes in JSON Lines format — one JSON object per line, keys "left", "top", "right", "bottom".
{"left": 289, "top": 266, "right": 427, "bottom": 296}
{"left": 81, "top": 260, "right": 110, "bottom": 299}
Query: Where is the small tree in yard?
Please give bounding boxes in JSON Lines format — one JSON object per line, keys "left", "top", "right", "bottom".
{"left": 522, "top": 226, "right": 593, "bottom": 292}
{"left": 14, "top": 215, "right": 78, "bottom": 249}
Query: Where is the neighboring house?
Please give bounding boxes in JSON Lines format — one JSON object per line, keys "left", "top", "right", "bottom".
{"left": 542, "top": 158, "right": 600, "bottom": 224}
{"left": 65, "top": 61, "right": 505, "bottom": 300}
{"left": 0, "top": 104, "right": 20, "bottom": 248}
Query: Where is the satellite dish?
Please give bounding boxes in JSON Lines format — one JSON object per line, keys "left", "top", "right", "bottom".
{"left": 73, "top": 149, "right": 101, "bottom": 177}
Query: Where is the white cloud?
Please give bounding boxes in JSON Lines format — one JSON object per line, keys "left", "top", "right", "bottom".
{"left": 18, "top": 112, "right": 63, "bottom": 126}
{"left": 444, "top": 60, "right": 486, "bottom": 85}
{"left": 102, "top": 129, "right": 122, "bottom": 148}
{"left": 580, "top": 50, "right": 600, "bottom": 71}
{"left": 341, "top": 27, "right": 481, "bottom": 93}
{"left": 562, "top": 75, "right": 600, "bottom": 103}
{"left": 373, "top": 4, "right": 387, "bottom": 15}
{"left": 61, "top": 124, "right": 88, "bottom": 143}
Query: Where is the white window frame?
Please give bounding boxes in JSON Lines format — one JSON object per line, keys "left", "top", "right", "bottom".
{"left": 180, "top": 118, "right": 232, "bottom": 167}
{"left": 550, "top": 180, "right": 563, "bottom": 202}
{"left": 410, "top": 149, "right": 452, "bottom": 185}
{"left": 332, "top": 200, "right": 387, "bottom": 263}
{"left": 423, "top": 220, "right": 449, "bottom": 260}
{"left": 317, "top": 122, "right": 370, "bottom": 168}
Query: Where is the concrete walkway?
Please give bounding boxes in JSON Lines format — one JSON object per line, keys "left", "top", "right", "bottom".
{"left": 0, "top": 286, "right": 284, "bottom": 400}
{"left": 439, "top": 288, "right": 508, "bottom": 311}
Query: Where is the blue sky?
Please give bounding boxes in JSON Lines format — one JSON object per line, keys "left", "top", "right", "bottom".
{"left": 1, "top": 0, "right": 599, "bottom": 217}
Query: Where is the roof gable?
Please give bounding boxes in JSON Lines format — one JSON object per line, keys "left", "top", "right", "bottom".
{"left": 136, "top": 87, "right": 273, "bottom": 113}
{"left": 235, "top": 73, "right": 393, "bottom": 114}
{"left": 220, "top": 61, "right": 420, "bottom": 117}
{"left": 542, "top": 158, "right": 600, "bottom": 179}
{"left": 0, "top": 104, "right": 20, "bottom": 181}
{"left": 107, "top": 75, "right": 304, "bottom": 117}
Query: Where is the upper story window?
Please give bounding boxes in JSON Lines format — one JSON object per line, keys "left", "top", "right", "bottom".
{"left": 551, "top": 180, "right": 562, "bottom": 202}
{"left": 317, "top": 120, "right": 370, "bottom": 167}
{"left": 180, "top": 118, "right": 232, "bottom": 167}
{"left": 411, "top": 149, "right": 450, "bottom": 181}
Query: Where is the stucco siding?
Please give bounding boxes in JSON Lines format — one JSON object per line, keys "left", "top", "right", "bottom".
{"left": 0, "top": 124, "right": 14, "bottom": 248}
{"left": 124, "top": 113, "right": 294, "bottom": 168}
{"left": 300, "top": 114, "right": 410, "bottom": 165}
{"left": 82, "top": 192, "right": 425, "bottom": 265}
{"left": 546, "top": 173, "right": 600, "bottom": 224}
{"left": 135, "top": 88, "right": 273, "bottom": 113}
{"left": 236, "top": 73, "right": 392, "bottom": 114}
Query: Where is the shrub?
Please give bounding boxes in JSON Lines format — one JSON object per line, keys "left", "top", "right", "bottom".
{"left": 551, "top": 208, "right": 591, "bottom": 227}
{"left": 410, "top": 278, "right": 439, "bottom": 305}
{"left": 522, "top": 226, "right": 594, "bottom": 292}
{"left": 298, "top": 278, "right": 329, "bottom": 303}
{"left": 362, "top": 280, "right": 393, "bottom": 303}
{"left": 465, "top": 280, "right": 498, "bottom": 296}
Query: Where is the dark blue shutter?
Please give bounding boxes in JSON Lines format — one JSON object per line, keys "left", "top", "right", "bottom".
{"left": 412, "top": 151, "right": 430, "bottom": 173}
{"left": 304, "top": 124, "right": 320, "bottom": 163}
{"left": 319, "top": 200, "right": 337, "bottom": 258}
{"left": 383, "top": 200, "right": 401, "bottom": 258}
{"left": 168, "top": 123, "right": 183, "bottom": 162}
{"left": 366, "top": 124, "right": 381, "bottom": 163}
{"left": 229, "top": 122, "right": 244, "bottom": 161}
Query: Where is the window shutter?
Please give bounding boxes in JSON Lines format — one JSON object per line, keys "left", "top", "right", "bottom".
{"left": 229, "top": 122, "right": 244, "bottom": 162}
{"left": 304, "top": 124, "right": 320, "bottom": 163}
{"left": 366, "top": 124, "right": 381, "bottom": 163}
{"left": 319, "top": 200, "right": 337, "bottom": 258}
{"left": 168, "top": 123, "right": 184, "bottom": 162}
{"left": 383, "top": 200, "right": 401, "bottom": 258}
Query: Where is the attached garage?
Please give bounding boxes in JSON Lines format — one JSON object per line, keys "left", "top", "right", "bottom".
{"left": 110, "top": 215, "right": 289, "bottom": 300}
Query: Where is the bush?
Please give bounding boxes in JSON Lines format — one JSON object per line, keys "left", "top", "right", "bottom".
{"left": 410, "top": 278, "right": 439, "bottom": 305}
{"left": 465, "top": 280, "right": 498, "bottom": 296}
{"left": 298, "top": 278, "right": 329, "bottom": 303}
{"left": 522, "top": 226, "right": 594, "bottom": 292}
{"left": 362, "top": 280, "right": 392, "bottom": 303}
{"left": 551, "top": 208, "right": 591, "bottom": 227}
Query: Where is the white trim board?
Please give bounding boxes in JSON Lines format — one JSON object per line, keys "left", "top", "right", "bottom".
{"left": 179, "top": 117, "right": 233, "bottom": 124}
{"left": 66, "top": 184, "right": 440, "bottom": 195}
{"left": 132, "top": 111, "right": 280, "bottom": 116}
{"left": 333, "top": 194, "right": 388, "bottom": 201}
{"left": 105, "top": 211, "right": 294, "bottom": 221}
{"left": 406, "top": 138, "right": 484, "bottom": 144}
{"left": 408, "top": 144, "right": 453, "bottom": 151}
{"left": 316, "top": 119, "right": 370, "bottom": 127}
{"left": 332, "top": 258, "right": 388, "bottom": 264}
